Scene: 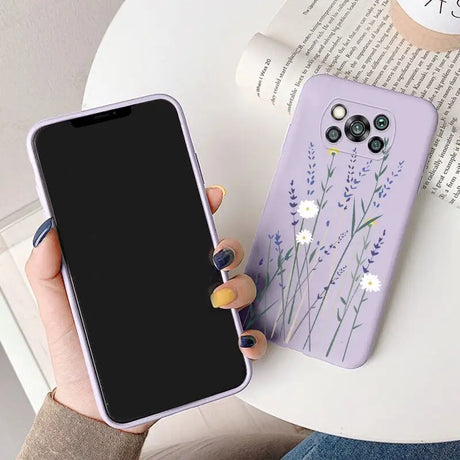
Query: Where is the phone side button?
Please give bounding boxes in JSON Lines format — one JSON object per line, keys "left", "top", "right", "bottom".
{"left": 194, "top": 152, "right": 205, "bottom": 185}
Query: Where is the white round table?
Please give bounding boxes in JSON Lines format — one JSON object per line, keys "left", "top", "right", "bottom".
{"left": 83, "top": 0, "right": 460, "bottom": 443}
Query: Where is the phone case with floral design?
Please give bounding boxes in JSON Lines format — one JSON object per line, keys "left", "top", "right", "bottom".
{"left": 241, "top": 75, "right": 437, "bottom": 368}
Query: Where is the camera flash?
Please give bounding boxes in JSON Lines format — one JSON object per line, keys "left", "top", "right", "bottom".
{"left": 331, "top": 104, "right": 347, "bottom": 120}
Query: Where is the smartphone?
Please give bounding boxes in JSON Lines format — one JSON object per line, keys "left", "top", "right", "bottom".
{"left": 241, "top": 74, "right": 437, "bottom": 368}
{"left": 27, "top": 94, "right": 251, "bottom": 429}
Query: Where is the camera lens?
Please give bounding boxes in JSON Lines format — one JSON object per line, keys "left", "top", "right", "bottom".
{"left": 325, "top": 126, "right": 342, "bottom": 143}
{"left": 345, "top": 115, "right": 370, "bottom": 142}
{"left": 350, "top": 120, "right": 366, "bottom": 136}
{"left": 368, "top": 136, "right": 384, "bottom": 153}
{"left": 374, "top": 114, "right": 389, "bottom": 131}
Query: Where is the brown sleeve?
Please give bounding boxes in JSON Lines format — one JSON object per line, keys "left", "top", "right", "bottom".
{"left": 17, "top": 389, "right": 148, "bottom": 460}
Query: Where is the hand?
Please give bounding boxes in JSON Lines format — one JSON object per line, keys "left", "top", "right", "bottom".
{"left": 25, "top": 186, "right": 267, "bottom": 434}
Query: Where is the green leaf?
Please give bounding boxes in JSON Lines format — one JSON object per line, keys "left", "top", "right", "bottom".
{"left": 379, "top": 165, "right": 388, "bottom": 177}
{"left": 340, "top": 297, "right": 347, "bottom": 305}
{"left": 375, "top": 172, "right": 379, "bottom": 182}
{"left": 375, "top": 185, "right": 382, "bottom": 193}
{"left": 355, "top": 215, "right": 382, "bottom": 233}
{"left": 309, "top": 248, "right": 317, "bottom": 263}
{"left": 326, "top": 185, "right": 333, "bottom": 193}
{"left": 337, "top": 308, "right": 342, "bottom": 322}
{"left": 361, "top": 198, "right": 366, "bottom": 214}
{"left": 321, "top": 182, "right": 325, "bottom": 192}
{"left": 351, "top": 199, "right": 356, "bottom": 235}
{"left": 277, "top": 255, "right": 283, "bottom": 269}
{"left": 284, "top": 247, "right": 293, "bottom": 261}
{"left": 353, "top": 306, "right": 359, "bottom": 314}
{"left": 352, "top": 323, "right": 363, "bottom": 330}
{"left": 322, "top": 200, "right": 328, "bottom": 209}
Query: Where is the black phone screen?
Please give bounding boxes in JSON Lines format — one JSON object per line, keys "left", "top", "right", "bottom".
{"left": 32, "top": 98, "right": 247, "bottom": 423}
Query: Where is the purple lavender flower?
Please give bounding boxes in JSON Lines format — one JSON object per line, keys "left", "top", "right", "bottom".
{"left": 274, "top": 231, "right": 282, "bottom": 247}
{"left": 338, "top": 150, "right": 372, "bottom": 210}
{"left": 363, "top": 229, "right": 386, "bottom": 273}
{"left": 330, "top": 265, "right": 347, "bottom": 286}
{"left": 320, "top": 230, "right": 348, "bottom": 256}
{"left": 306, "top": 142, "right": 316, "bottom": 197}
{"left": 373, "top": 161, "right": 404, "bottom": 208}
{"left": 289, "top": 179, "right": 299, "bottom": 226}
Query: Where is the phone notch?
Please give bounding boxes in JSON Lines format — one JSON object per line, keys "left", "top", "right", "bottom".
{"left": 70, "top": 107, "right": 132, "bottom": 127}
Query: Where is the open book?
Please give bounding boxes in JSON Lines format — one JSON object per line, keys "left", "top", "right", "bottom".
{"left": 236, "top": 0, "right": 460, "bottom": 209}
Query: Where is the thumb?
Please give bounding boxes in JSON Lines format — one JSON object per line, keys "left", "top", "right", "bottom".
{"left": 25, "top": 219, "right": 74, "bottom": 343}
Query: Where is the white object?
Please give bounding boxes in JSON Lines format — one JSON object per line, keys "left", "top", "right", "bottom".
{"left": 397, "top": 0, "right": 460, "bottom": 34}
{"left": 82, "top": 0, "right": 460, "bottom": 443}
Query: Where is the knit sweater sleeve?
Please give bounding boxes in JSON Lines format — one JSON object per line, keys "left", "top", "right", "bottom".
{"left": 17, "top": 389, "right": 148, "bottom": 460}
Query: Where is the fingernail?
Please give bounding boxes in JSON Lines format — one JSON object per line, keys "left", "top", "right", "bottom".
{"left": 210, "top": 287, "right": 236, "bottom": 308}
{"left": 240, "top": 335, "right": 256, "bottom": 348}
{"left": 208, "top": 184, "right": 227, "bottom": 197}
{"left": 32, "top": 218, "right": 53, "bottom": 247}
{"left": 213, "top": 248, "right": 235, "bottom": 270}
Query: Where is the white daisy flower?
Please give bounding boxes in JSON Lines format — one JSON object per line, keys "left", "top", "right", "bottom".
{"left": 296, "top": 229, "right": 313, "bottom": 245}
{"left": 360, "top": 273, "right": 381, "bottom": 293}
{"left": 297, "top": 200, "right": 319, "bottom": 219}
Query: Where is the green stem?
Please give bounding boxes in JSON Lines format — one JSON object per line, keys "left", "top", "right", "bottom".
{"left": 305, "top": 245, "right": 312, "bottom": 351}
{"left": 287, "top": 154, "right": 336, "bottom": 323}
{"left": 342, "top": 291, "right": 367, "bottom": 362}
{"left": 300, "top": 152, "right": 388, "bottom": 349}
{"left": 245, "top": 299, "right": 279, "bottom": 329}
{"left": 281, "top": 224, "right": 304, "bottom": 333}
{"left": 287, "top": 285, "right": 326, "bottom": 340}
{"left": 325, "top": 227, "right": 371, "bottom": 357}
{"left": 278, "top": 250, "right": 287, "bottom": 340}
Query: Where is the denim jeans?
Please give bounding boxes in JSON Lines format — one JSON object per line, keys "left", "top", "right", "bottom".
{"left": 282, "top": 432, "right": 460, "bottom": 460}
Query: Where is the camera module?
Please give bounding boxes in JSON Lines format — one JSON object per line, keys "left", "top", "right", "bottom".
{"left": 368, "top": 136, "right": 384, "bottom": 154}
{"left": 345, "top": 115, "right": 370, "bottom": 142}
{"left": 374, "top": 114, "right": 389, "bottom": 131}
{"left": 325, "top": 126, "right": 342, "bottom": 143}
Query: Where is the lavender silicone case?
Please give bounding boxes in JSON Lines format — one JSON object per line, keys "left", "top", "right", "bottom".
{"left": 241, "top": 75, "right": 437, "bottom": 369}
{"left": 27, "top": 94, "right": 252, "bottom": 429}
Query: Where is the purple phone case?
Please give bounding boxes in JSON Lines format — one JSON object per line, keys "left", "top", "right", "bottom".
{"left": 241, "top": 75, "right": 437, "bottom": 368}
{"left": 27, "top": 94, "right": 252, "bottom": 429}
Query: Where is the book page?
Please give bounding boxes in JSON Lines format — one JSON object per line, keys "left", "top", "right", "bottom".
{"left": 236, "top": 0, "right": 460, "bottom": 208}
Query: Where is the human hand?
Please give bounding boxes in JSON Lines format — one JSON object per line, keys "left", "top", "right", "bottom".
{"left": 25, "top": 186, "right": 266, "bottom": 434}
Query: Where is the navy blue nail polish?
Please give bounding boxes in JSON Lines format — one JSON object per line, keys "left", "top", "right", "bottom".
{"left": 213, "top": 248, "right": 235, "bottom": 270}
{"left": 32, "top": 218, "right": 53, "bottom": 247}
{"left": 240, "top": 335, "right": 256, "bottom": 348}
